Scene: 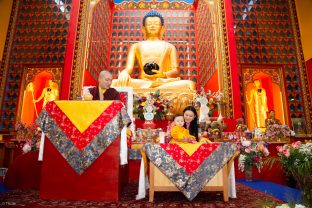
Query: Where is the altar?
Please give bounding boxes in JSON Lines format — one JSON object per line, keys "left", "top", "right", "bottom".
{"left": 36, "top": 101, "right": 130, "bottom": 201}
{"left": 136, "top": 143, "right": 237, "bottom": 201}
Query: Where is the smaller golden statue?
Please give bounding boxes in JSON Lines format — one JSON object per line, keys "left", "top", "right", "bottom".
{"left": 246, "top": 79, "right": 268, "bottom": 128}
{"left": 34, "top": 80, "right": 59, "bottom": 107}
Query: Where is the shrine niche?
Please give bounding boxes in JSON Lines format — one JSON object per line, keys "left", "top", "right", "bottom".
{"left": 242, "top": 68, "right": 288, "bottom": 130}
{"left": 18, "top": 67, "right": 62, "bottom": 125}
{"left": 72, "top": 0, "right": 232, "bottom": 117}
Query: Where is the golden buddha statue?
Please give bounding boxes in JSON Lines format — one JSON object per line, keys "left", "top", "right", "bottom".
{"left": 34, "top": 80, "right": 59, "bottom": 107}
{"left": 247, "top": 79, "right": 268, "bottom": 128}
{"left": 112, "top": 10, "right": 195, "bottom": 90}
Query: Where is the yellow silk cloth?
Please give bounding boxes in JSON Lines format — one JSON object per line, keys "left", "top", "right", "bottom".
{"left": 131, "top": 143, "right": 144, "bottom": 149}
{"left": 132, "top": 142, "right": 205, "bottom": 155}
{"left": 175, "top": 143, "right": 202, "bottom": 156}
{"left": 55, "top": 101, "right": 112, "bottom": 133}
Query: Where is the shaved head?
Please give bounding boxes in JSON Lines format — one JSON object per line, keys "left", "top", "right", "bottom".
{"left": 99, "top": 70, "right": 112, "bottom": 78}
{"left": 98, "top": 70, "right": 113, "bottom": 89}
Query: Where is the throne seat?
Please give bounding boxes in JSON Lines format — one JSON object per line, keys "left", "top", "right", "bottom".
{"left": 134, "top": 88, "right": 196, "bottom": 115}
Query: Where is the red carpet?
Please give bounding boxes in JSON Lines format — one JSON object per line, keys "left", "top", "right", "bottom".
{"left": 0, "top": 182, "right": 282, "bottom": 208}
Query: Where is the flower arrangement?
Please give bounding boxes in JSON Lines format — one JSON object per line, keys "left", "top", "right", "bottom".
{"left": 237, "top": 139, "right": 270, "bottom": 173}
{"left": 133, "top": 90, "right": 171, "bottom": 120}
{"left": 15, "top": 121, "right": 41, "bottom": 153}
{"left": 194, "top": 88, "right": 224, "bottom": 116}
{"left": 265, "top": 124, "right": 292, "bottom": 139}
{"left": 274, "top": 142, "right": 312, "bottom": 207}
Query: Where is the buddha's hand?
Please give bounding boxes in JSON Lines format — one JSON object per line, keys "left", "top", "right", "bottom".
{"left": 145, "top": 70, "right": 166, "bottom": 79}
{"left": 117, "top": 71, "right": 131, "bottom": 86}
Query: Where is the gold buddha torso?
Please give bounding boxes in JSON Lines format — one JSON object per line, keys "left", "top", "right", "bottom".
{"left": 134, "top": 40, "right": 176, "bottom": 80}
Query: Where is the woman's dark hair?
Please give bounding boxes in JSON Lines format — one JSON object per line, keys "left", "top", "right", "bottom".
{"left": 183, "top": 106, "right": 199, "bottom": 141}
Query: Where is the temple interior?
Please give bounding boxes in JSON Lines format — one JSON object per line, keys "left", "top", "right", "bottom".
{"left": 0, "top": 0, "right": 312, "bottom": 207}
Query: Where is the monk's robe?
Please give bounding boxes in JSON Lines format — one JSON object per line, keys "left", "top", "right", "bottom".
{"left": 89, "top": 86, "right": 121, "bottom": 101}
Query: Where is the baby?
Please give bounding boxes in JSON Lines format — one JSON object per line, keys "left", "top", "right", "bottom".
{"left": 170, "top": 115, "right": 197, "bottom": 144}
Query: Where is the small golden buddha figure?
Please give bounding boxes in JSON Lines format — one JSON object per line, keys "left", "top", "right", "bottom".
{"left": 247, "top": 79, "right": 268, "bottom": 128}
{"left": 112, "top": 10, "right": 195, "bottom": 90}
{"left": 34, "top": 80, "right": 59, "bottom": 107}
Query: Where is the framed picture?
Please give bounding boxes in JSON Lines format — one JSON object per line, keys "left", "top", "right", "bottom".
{"left": 291, "top": 118, "right": 307, "bottom": 135}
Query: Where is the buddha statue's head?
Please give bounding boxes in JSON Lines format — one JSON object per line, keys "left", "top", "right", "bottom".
{"left": 48, "top": 80, "right": 55, "bottom": 87}
{"left": 142, "top": 10, "right": 165, "bottom": 40}
{"left": 253, "top": 79, "right": 261, "bottom": 89}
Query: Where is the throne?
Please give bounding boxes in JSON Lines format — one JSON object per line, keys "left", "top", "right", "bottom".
{"left": 134, "top": 88, "right": 196, "bottom": 115}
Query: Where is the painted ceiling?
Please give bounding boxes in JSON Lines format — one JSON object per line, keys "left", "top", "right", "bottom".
{"left": 113, "top": 0, "right": 194, "bottom": 4}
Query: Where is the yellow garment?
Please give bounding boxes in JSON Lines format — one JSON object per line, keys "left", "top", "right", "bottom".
{"left": 170, "top": 125, "right": 195, "bottom": 144}
{"left": 55, "top": 101, "right": 112, "bottom": 132}
{"left": 99, "top": 88, "right": 107, "bottom": 100}
{"left": 99, "top": 88, "right": 107, "bottom": 95}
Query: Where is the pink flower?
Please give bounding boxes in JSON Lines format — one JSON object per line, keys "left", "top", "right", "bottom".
{"left": 291, "top": 141, "right": 300, "bottom": 149}
{"left": 283, "top": 149, "right": 290, "bottom": 157}
{"left": 263, "top": 148, "right": 269, "bottom": 157}
{"left": 276, "top": 146, "right": 283, "bottom": 153}
{"left": 245, "top": 147, "right": 251, "bottom": 153}
{"left": 253, "top": 156, "right": 260, "bottom": 163}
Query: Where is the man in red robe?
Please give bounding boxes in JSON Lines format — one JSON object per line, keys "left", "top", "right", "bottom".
{"left": 89, "top": 70, "right": 121, "bottom": 100}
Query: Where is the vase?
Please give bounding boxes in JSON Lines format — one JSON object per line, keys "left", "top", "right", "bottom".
{"left": 295, "top": 174, "right": 312, "bottom": 207}
{"left": 245, "top": 165, "right": 253, "bottom": 182}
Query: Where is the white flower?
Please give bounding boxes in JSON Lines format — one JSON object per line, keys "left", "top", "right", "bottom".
{"left": 295, "top": 204, "right": 307, "bottom": 208}
{"left": 242, "top": 140, "right": 251, "bottom": 147}
{"left": 22, "top": 143, "right": 31, "bottom": 153}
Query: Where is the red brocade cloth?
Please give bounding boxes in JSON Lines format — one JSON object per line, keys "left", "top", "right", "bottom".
{"left": 143, "top": 143, "right": 236, "bottom": 200}
{"left": 44, "top": 101, "right": 123, "bottom": 150}
{"left": 36, "top": 101, "right": 130, "bottom": 175}
{"left": 160, "top": 143, "right": 219, "bottom": 174}
{"left": 35, "top": 101, "right": 130, "bottom": 201}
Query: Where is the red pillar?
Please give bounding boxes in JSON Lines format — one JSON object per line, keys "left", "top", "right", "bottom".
{"left": 61, "top": 0, "right": 81, "bottom": 100}
{"left": 223, "top": 0, "right": 243, "bottom": 130}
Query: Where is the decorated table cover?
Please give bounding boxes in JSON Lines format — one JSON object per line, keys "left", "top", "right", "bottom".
{"left": 36, "top": 101, "right": 130, "bottom": 175}
{"left": 143, "top": 143, "right": 236, "bottom": 200}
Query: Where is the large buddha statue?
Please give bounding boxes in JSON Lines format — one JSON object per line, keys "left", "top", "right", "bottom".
{"left": 112, "top": 10, "right": 195, "bottom": 90}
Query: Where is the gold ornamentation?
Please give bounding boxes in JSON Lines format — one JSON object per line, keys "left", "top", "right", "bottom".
{"left": 288, "top": 0, "right": 311, "bottom": 133}
{"left": 0, "top": 1, "right": 19, "bottom": 112}
{"left": 69, "top": 1, "right": 88, "bottom": 99}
